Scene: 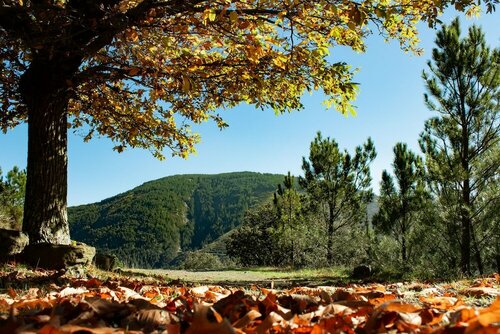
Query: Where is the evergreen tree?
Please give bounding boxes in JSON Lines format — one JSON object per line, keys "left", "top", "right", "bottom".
{"left": 273, "top": 172, "right": 303, "bottom": 267}
{"left": 373, "top": 143, "right": 427, "bottom": 264}
{"left": 300, "top": 132, "right": 376, "bottom": 265}
{"left": 419, "top": 18, "right": 499, "bottom": 275}
{"left": 0, "top": 166, "right": 26, "bottom": 230}
{"left": 227, "top": 202, "right": 283, "bottom": 267}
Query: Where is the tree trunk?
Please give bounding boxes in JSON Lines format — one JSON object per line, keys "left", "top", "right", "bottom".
{"left": 401, "top": 211, "right": 407, "bottom": 263}
{"left": 20, "top": 59, "right": 75, "bottom": 245}
{"left": 460, "top": 182, "right": 472, "bottom": 275}
{"left": 470, "top": 223, "right": 484, "bottom": 275}
{"left": 327, "top": 203, "right": 334, "bottom": 266}
{"left": 401, "top": 233, "right": 407, "bottom": 263}
{"left": 496, "top": 237, "right": 500, "bottom": 274}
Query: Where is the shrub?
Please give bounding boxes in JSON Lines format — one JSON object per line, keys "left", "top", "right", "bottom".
{"left": 181, "top": 252, "right": 222, "bottom": 270}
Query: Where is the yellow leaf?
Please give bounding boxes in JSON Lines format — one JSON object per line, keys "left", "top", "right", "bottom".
{"left": 182, "top": 76, "right": 191, "bottom": 93}
{"left": 230, "top": 11, "right": 238, "bottom": 23}
{"left": 317, "top": 46, "right": 330, "bottom": 56}
{"left": 208, "top": 9, "right": 216, "bottom": 22}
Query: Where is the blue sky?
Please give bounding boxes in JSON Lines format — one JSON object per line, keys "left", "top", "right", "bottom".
{"left": 1, "top": 11, "right": 498, "bottom": 206}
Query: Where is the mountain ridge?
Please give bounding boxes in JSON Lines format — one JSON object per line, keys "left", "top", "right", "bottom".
{"left": 69, "top": 171, "right": 285, "bottom": 268}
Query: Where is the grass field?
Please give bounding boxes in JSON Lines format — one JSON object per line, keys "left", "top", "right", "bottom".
{"left": 126, "top": 267, "right": 351, "bottom": 287}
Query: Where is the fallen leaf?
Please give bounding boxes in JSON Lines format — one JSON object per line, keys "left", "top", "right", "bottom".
{"left": 58, "top": 287, "right": 88, "bottom": 298}
{"left": 420, "top": 296, "right": 462, "bottom": 310}
{"left": 462, "top": 287, "right": 500, "bottom": 297}
{"left": 232, "top": 309, "right": 261, "bottom": 328}
{"left": 184, "top": 304, "right": 235, "bottom": 334}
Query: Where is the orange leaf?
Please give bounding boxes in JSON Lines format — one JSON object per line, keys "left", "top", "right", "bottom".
{"left": 381, "top": 301, "right": 421, "bottom": 313}
{"left": 478, "top": 297, "right": 500, "bottom": 326}
{"left": 478, "top": 310, "right": 500, "bottom": 327}
{"left": 128, "top": 68, "right": 140, "bottom": 76}
{"left": 369, "top": 294, "right": 397, "bottom": 306}
{"left": 7, "top": 288, "right": 17, "bottom": 298}
{"left": 420, "top": 296, "right": 462, "bottom": 310}
{"left": 310, "top": 324, "right": 323, "bottom": 334}
{"left": 39, "top": 325, "right": 61, "bottom": 334}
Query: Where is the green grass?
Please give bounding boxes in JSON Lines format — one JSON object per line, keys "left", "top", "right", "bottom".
{"left": 125, "top": 266, "right": 350, "bottom": 287}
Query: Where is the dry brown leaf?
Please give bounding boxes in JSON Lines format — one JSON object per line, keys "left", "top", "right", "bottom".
{"left": 85, "top": 296, "right": 133, "bottom": 318}
{"left": 232, "top": 309, "right": 261, "bottom": 329}
{"left": 116, "top": 286, "right": 144, "bottom": 300}
{"left": 40, "top": 324, "right": 143, "bottom": 333}
{"left": 191, "top": 286, "right": 210, "bottom": 297}
{"left": 319, "top": 290, "right": 332, "bottom": 304}
{"left": 58, "top": 287, "right": 88, "bottom": 298}
{"left": 7, "top": 288, "right": 17, "bottom": 299}
{"left": 381, "top": 300, "right": 422, "bottom": 313}
{"left": 420, "top": 296, "right": 462, "bottom": 310}
{"left": 185, "top": 304, "right": 235, "bottom": 334}
{"left": 125, "top": 308, "right": 178, "bottom": 331}
{"left": 462, "top": 287, "right": 500, "bottom": 297}
{"left": 369, "top": 294, "right": 397, "bottom": 306}
{"left": 478, "top": 297, "right": 500, "bottom": 327}
{"left": 256, "top": 311, "right": 283, "bottom": 334}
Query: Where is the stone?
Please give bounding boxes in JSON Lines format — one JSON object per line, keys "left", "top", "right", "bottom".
{"left": 352, "top": 264, "right": 372, "bottom": 279}
{"left": 94, "top": 252, "right": 117, "bottom": 271}
{"left": 0, "top": 228, "right": 29, "bottom": 261}
{"left": 21, "top": 242, "right": 96, "bottom": 270}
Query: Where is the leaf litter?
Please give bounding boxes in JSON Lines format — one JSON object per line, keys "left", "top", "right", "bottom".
{"left": 0, "top": 268, "right": 499, "bottom": 333}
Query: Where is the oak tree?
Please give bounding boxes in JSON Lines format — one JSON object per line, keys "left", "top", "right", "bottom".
{"left": 0, "top": 0, "right": 496, "bottom": 245}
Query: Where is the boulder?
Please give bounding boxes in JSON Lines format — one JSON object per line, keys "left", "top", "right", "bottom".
{"left": 94, "top": 252, "right": 117, "bottom": 271}
{"left": 0, "top": 228, "right": 29, "bottom": 261}
{"left": 352, "top": 264, "right": 372, "bottom": 279}
{"left": 21, "top": 242, "right": 95, "bottom": 270}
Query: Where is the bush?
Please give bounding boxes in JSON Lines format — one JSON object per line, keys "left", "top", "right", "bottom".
{"left": 181, "top": 252, "right": 223, "bottom": 270}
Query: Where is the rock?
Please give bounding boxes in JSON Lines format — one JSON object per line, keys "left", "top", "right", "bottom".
{"left": 0, "top": 228, "right": 29, "bottom": 261}
{"left": 352, "top": 264, "right": 372, "bottom": 279}
{"left": 21, "top": 242, "right": 96, "bottom": 270}
{"left": 95, "top": 252, "right": 117, "bottom": 271}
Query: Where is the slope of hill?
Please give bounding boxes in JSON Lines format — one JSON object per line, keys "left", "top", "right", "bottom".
{"left": 68, "top": 172, "right": 283, "bottom": 268}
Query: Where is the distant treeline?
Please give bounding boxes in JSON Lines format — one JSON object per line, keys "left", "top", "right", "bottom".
{"left": 68, "top": 172, "right": 283, "bottom": 268}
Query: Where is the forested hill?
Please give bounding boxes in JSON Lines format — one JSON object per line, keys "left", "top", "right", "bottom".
{"left": 68, "top": 172, "right": 283, "bottom": 268}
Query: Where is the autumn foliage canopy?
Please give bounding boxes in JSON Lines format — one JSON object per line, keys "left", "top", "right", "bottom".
{"left": 0, "top": 0, "right": 495, "bottom": 158}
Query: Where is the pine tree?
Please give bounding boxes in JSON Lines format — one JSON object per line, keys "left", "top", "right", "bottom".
{"left": 300, "top": 132, "right": 376, "bottom": 265}
{"left": 0, "top": 166, "right": 26, "bottom": 230}
{"left": 273, "top": 172, "right": 302, "bottom": 267}
{"left": 419, "top": 18, "right": 499, "bottom": 275}
{"left": 373, "top": 143, "right": 427, "bottom": 264}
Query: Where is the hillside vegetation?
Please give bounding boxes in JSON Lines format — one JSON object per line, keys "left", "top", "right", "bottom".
{"left": 68, "top": 172, "right": 283, "bottom": 268}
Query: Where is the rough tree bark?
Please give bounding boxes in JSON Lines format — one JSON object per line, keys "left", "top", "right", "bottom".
{"left": 20, "top": 58, "right": 80, "bottom": 245}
